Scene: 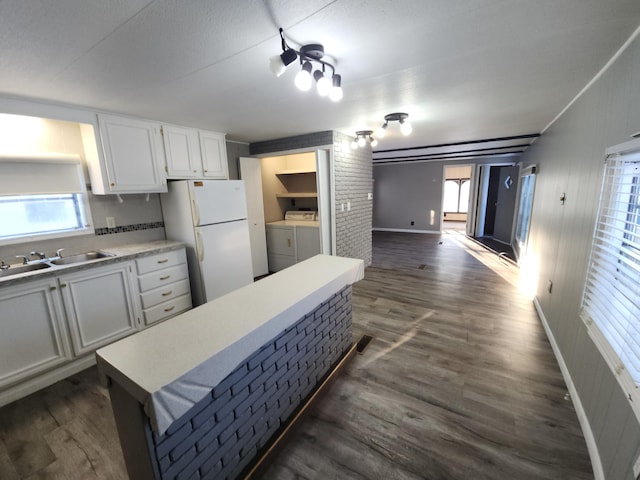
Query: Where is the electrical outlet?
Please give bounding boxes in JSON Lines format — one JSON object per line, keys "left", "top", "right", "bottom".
{"left": 340, "top": 203, "right": 344, "bottom": 212}
{"left": 106, "top": 217, "right": 116, "bottom": 229}
{"left": 347, "top": 201, "right": 351, "bottom": 211}
{"left": 367, "top": 192, "right": 373, "bottom": 200}
{"left": 411, "top": 221, "right": 415, "bottom": 226}
{"left": 633, "top": 452, "right": 640, "bottom": 478}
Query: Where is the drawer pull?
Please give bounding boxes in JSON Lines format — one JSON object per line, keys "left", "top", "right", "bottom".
{"left": 157, "top": 259, "right": 169, "bottom": 264}
{"left": 159, "top": 275, "right": 171, "bottom": 280}
{"left": 162, "top": 290, "right": 173, "bottom": 297}
{"left": 164, "top": 306, "right": 175, "bottom": 312}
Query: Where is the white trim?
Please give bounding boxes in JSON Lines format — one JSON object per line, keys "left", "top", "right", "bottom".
{"left": 0, "top": 354, "right": 96, "bottom": 408}
{"left": 542, "top": 25, "right": 640, "bottom": 135}
{"left": 533, "top": 297, "right": 604, "bottom": 480}
{"left": 372, "top": 227, "right": 441, "bottom": 234}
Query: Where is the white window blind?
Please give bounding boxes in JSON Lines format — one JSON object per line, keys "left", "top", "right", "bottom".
{"left": 0, "top": 153, "right": 85, "bottom": 195}
{"left": 581, "top": 138, "right": 640, "bottom": 411}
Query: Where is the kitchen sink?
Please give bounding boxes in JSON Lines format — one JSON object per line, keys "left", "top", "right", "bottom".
{"left": 0, "top": 262, "right": 51, "bottom": 277}
{"left": 50, "top": 251, "right": 115, "bottom": 265}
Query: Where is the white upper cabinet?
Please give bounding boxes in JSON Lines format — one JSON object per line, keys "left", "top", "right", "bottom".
{"left": 163, "top": 127, "right": 228, "bottom": 179}
{"left": 92, "top": 114, "right": 167, "bottom": 194}
{"left": 162, "top": 125, "right": 202, "bottom": 179}
{"left": 199, "top": 130, "right": 229, "bottom": 179}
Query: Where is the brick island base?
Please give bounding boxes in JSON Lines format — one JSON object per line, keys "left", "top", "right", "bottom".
{"left": 107, "top": 285, "right": 354, "bottom": 480}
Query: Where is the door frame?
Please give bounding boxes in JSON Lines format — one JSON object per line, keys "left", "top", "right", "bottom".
{"left": 254, "top": 146, "right": 335, "bottom": 256}
{"left": 441, "top": 164, "right": 474, "bottom": 232}
{"left": 468, "top": 161, "right": 516, "bottom": 238}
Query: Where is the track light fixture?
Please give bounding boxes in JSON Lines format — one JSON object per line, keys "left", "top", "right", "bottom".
{"left": 376, "top": 112, "right": 412, "bottom": 137}
{"left": 351, "top": 130, "right": 377, "bottom": 149}
{"left": 269, "top": 28, "right": 343, "bottom": 102}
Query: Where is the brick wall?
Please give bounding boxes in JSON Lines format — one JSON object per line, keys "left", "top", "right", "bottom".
{"left": 147, "top": 286, "right": 353, "bottom": 480}
{"left": 332, "top": 131, "right": 373, "bottom": 266}
{"left": 249, "top": 131, "right": 372, "bottom": 266}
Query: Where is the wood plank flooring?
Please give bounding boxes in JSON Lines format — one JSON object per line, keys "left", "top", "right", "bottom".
{"left": 260, "top": 231, "right": 593, "bottom": 479}
{"left": 0, "top": 230, "right": 593, "bottom": 479}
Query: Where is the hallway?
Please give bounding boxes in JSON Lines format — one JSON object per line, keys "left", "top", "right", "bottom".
{"left": 262, "top": 231, "right": 592, "bottom": 479}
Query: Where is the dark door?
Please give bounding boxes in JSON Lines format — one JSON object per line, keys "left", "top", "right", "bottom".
{"left": 493, "top": 166, "right": 520, "bottom": 243}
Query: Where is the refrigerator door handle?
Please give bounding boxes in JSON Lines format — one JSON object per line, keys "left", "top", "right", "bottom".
{"left": 192, "top": 198, "right": 200, "bottom": 226}
{"left": 196, "top": 230, "right": 205, "bottom": 262}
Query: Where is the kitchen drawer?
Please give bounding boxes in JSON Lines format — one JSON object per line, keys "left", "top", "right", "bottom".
{"left": 136, "top": 249, "right": 187, "bottom": 275}
{"left": 138, "top": 264, "right": 188, "bottom": 292}
{"left": 140, "top": 278, "right": 190, "bottom": 309}
{"left": 143, "top": 294, "right": 192, "bottom": 325}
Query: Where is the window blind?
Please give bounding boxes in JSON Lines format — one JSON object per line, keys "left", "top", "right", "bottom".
{"left": 0, "top": 153, "right": 85, "bottom": 195}
{"left": 581, "top": 139, "right": 640, "bottom": 407}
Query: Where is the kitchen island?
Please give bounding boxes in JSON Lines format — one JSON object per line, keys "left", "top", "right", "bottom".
{"left": 96, "top": 254, "right": 364, "bottom": 480}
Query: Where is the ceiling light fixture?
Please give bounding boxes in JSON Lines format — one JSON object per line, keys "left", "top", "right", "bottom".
{"left": 351, "top": 130, "right": 377, "bottom": 149}
{"left": 377, "top": 112, "right": 412, "bottom": 137}
{"left": 270, "top": 28, "right": 343, "bottom": 102}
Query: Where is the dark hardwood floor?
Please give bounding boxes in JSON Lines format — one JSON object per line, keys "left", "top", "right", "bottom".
{"left": 0, "top": 231, "right": 593, "bottom": 479}
{"left": 261, "top": 231, "right": 592, "bottom": 479}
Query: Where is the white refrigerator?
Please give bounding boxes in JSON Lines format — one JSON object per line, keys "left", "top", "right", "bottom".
{"left": 160, "top": 180, "right": 254, "bottom": 306}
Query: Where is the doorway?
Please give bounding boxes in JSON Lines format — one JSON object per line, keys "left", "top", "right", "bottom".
{"left": 470, "top": 163, "right": 519, "bottom": 261}
{"left": 513, "top": 166, "right": 536, "bottom": 261}
{"left": 442, "top": 165, "right": 472, "bottom": 232}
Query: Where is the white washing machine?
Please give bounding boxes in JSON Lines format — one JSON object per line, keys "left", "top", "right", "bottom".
{"left": 266, "top": 211, "right": 320, "bottom": 272}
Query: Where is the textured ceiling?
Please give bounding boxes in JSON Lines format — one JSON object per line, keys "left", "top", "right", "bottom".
{"left": 1, "top": 0, "right": 639, "bottom": 157}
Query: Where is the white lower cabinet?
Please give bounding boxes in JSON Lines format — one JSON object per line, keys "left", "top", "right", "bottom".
{"left": 0, "top": 247, "right": 192, "bottom": 405}
{"left": 58, "top": 263, "right": 138, "bottom": 355}
{"left": 134, "top": 249, "right": 192, "bottom": 326}
{"left": 0, "top": 279, "right": 71, "bottom": 389}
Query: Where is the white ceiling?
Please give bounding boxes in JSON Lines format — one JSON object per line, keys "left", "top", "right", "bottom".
{"left": 1, "top": 0, "right": 639, "bottom": 158}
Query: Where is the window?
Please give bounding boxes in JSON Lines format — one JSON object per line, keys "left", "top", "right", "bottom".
{"left": 581, "top": 139, "right": 640, "bottom": 412}
{"left": 444, "top": 179, "right": 470, "bottom": 213}
{"left": 0, "top": 154, "right": 93, "bottom": 245}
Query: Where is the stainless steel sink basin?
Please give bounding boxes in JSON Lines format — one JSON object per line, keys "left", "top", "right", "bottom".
{"left": 0, "top": 262, "right": 51, "bottom": 277}
{"left": 50, "top": 251, "right": 115, "bottom": 265}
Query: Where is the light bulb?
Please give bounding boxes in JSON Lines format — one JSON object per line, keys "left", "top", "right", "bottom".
{"left": 376, "top": 124, "right": 387, "bottom": 138}
{"left": 357, "top": 136, "right": 366, "bottom": 147}
{"left": 400, "top": 121, "right": 412, "bottom": 136}
{"left": 370, "top": 138, "right": 378, "bottom": 148}
{"left": 351, "top": 140, "right": 358, "bottom": 149}
{"left": 316, "top": 75, "right": 331, "bottom": 96}
{"left": 329, "top": 74, "right": 343, "bottom": 102}
{"left": 295, "top": 62, "right": 312, "bottom": 91}
{"left": 329, "top": 86, "right": 343, "bottom": 102}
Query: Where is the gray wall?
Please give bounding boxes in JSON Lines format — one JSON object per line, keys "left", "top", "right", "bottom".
{"left": 520, "top": 34, "right": 640, "bottom": 479}
{"left": 373, "top": 162, "right": 444, "bottom": 232}
{"left": 250, "top": 131, "right": 372, "bottom": 266}
{"left": 372, "top": 159, "right": 504, "bottom": 233}
{"left": 225, "top": 140, "right": 250, "bottom": 180}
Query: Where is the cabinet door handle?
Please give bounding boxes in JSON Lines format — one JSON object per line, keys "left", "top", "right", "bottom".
{"left": 162, "top": 290, "right": 173, "bottom": 297}
{"left": 50, "top": 286, "right": 57, "bottom": 291}
{"left": 287, "top": 239, "right": 291, "bottom": 248}
{"left": 60, "top": 283, "right": 67, "bottom": 288}
{"left": 164, "top": 306, "right": 175, "bottom": 313}
{"left": 160, "top": 275, "right": 171, "bottom": 281}
{"left": 157, "top": 259, "right": 169, "bottom": 264}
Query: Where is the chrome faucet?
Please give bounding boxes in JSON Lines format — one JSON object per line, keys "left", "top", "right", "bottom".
{"left": 56, "top": 248, "right": 65, "bottom": 258}
{"left": 30, "top": 251, "right": 46, "bottom": 260}
{"left": 16, "top": 255, "right": 29, "bottom": 265}
{"left": 0, "top": 260, "right": 8, "bottom": 270}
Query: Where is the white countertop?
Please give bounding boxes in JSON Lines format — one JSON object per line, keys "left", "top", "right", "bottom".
{"left": 96, "top": 254, "right": 364, "bottom": 435}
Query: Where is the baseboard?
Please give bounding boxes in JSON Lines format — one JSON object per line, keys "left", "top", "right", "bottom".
{"left": 372, "top": 228, "right": 441, "bottom": 234}
{"left": 0, "top": 355, "right": 96, "bottom": 408}
{"left": 533, "top": 297, "right": 604, "bottom": 480}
